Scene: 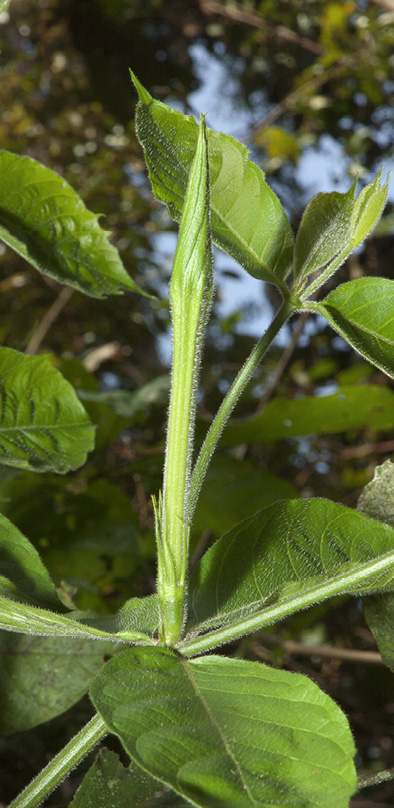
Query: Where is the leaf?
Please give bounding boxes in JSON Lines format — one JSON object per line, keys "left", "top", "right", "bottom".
{"left": 358, "top": 459, "right": 394, "bottom": 528}
{"left": 90, "top": 645, "right": 357, "bottom": 808}
{"left": 193, "top": 453, "right": 298, "bottom": 538}
{"left": 0, "top": 595, "right": 155, "bottom": 643}
{"left": 0, "top": 347, "right": 95, "bottom": 473}
{"left": 358, "top": 461, "right": 394, "bottom": 673}
{"left": 0, "top": 512, "right": 59, "bottom": 609}
{"left": 317, "top": 278, "right": 394, "bottom": 378}
{"left": 294, "top": 172, "right": 388, "bottom": 288}
{"left": 82, "top": 594, "right": 159, "bottom": 637}
{"left": 78, "top": 375, "right": 170, "bottom": 420}
{"left": 220, "top": 384, "right": 394, "bottom": 446}
{"left": 131, "top": 73, "right": 293, "bottom": 289}
{"left": 0, "top": 149, "right": 145, "bottom": 297}
{"left": 0, "top": 0, "right": 11, "bottom": 11}
{"left": 0, "top": 633, "right": 115, "bottom": 735}
{"left": 187, "top": 498, "right": 394, "bottom": 638}
{"left": 294, "top": 182, "right": 356, "bottom": 283}
{"left": 70, "top": 748, "right": 187, "bottom": 807}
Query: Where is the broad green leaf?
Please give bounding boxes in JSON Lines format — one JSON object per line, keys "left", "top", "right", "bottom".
{"left": 0, "top": 633, "right": 115, "bottom": 735}
{"left": 0, "top": 0, "right": 11, "bottom": 11}
{"left": 318, "top": 278, "right": 394, "bottom": 378}
{"left": 358, "top": 461, "right": 394, "bottom": 673}
{"left": 70, "top": 748, "right": 187, "bottom": 807}
{"left": 0, "top": 512, "right": 59, "bottom": 609}
{"left": 220, "top": 384, "right": 394, "bottom": 446}
{"left": 193, "top": 453, "right": 297, "bottom": 538}
{"left": 0, "top": 150, "right": 144, "bottom": 297}
{"left": 294, "top": 172, "right": 388, "bottom": 288}
{"left": 131, "top": 73, "right": 293, "bottom": 289}
{"left": 90, "top": 645, "right": 357, "bottom": 808}
{"left": 0, "top": 348, "right": 94, "bottom": 473}
{"left": 187, "top": 498, "right": 394, "bottom": 638}
{"left": 0, "top": 595, "right": 155, "bottom": 643}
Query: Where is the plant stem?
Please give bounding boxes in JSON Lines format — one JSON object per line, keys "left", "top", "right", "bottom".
{"left": 189, "top": 299, "right": 294, "bottom": 519}
{"left": 8, "top": 713, "right": 107, "bottom": 808}
{"left": 358, "top": 766, "right": 394, "bottom": 790}
{"left": 158, "top": 116, "right": 212, "bottom": 646}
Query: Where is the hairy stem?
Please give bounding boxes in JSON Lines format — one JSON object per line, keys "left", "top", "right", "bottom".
{"left": 189, "top": 299, "right": 294, "bottom": 520}
{"left": 8, "top": 714, "right": 107, "bottom": 808}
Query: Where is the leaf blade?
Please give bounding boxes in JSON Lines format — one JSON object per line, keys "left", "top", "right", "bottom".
{"left": 220, "top": 384, "right": 394, "bottom": 446}
{"left": 0, "top": 150, "right": 144, "bottom": 297}
{"left": 0, "top": 633, "right": 116, "bottom": 735}
{"left": 318, "top": 277, "right": 394, "bottom": 378}
{"left": 70, "top": 748, "right": 187, "bottom": 808}
{"left": 187, "top": 498, "right": 394, "bottom": 636}
{"left": 0, "top": 512, "right": 59, "bottom": 608}
{"left": 90, "top": 646, "right": 357, "bottom": 808}
{"left": 132, "top": 73, "right": 293, "bottom": 289}
{"left": 0, "top": 348, "right": 95, "bottom": 473}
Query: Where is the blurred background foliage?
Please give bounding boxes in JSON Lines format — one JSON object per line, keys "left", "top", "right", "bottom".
{"left": 1, "top": 0, "right": 394, "bottom": 804}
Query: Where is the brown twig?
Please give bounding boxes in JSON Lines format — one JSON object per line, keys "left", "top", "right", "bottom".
{"left": 358, "top": 767, "right": 394, "bottom": 790}
{"left": 25, "top": 286, "right": 73, "bottom": 355}
{"left": 253, "top": 636, "right": 383, "bottom": 665}
{"left": 199, "top": 0, "right": 324, "bottom": 55}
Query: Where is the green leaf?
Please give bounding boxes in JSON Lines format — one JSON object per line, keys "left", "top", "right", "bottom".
{"left": 358, "top": 459, "right": 394, "bottom": 528}
{"left": 131, "top": 73, "right": 293, "bottom": 289}
{"left": 0, "top": 595, "right": 155, "bottom": 643}
{"left": 0, "top": 633, "right": 115, "bottom": 735}
{"left": 0, "top": 512, "right": 59, "bottom": 608}
{"left": 0, "top": 150, "right": 145, "bottom": 298}
{"left": 82, "top": 594, "right": 159, "bottom": 638}
{"left": 0, "top": 348, "right": 95, "bottom": 473}
{"left": 317, "top": 278, "right": 394, "bottom": 378}
{"left": 294, "top": 172, "right": 388, "bottom": 289}
{"left": 0, "top": 0, "right": 11, "bottom": 11}
{"left": 78, "top": 375, "right": 170, "bottom": 420}
{"left": 294, "top": 181, "right": 356, "bottom": 284}
{"left": 193, "top": 453, "right": 297, "bottom": 538}
{"left": 70, "top": 748, "right": 187, "bottom": 807}
{"left": 187, "top": 498, "right": 394, "bottom": 637}
{"left": 220, "top": 384, "right": 394, "bottom": 446}
{"left": 90, "top": 645, "right": 357, "bottom": 808}
{"left": 358, "top": 460, "right": 394, "bottom": 673}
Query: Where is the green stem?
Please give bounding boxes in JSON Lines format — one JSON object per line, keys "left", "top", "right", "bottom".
{"left": 177, "top": 549, "right": 394, "bottom": 657}
{"left": 158, "top": 116, "right": 212, "bottom": 646}
{"left": 189, "top": 299, "right": 294, "bottom": 519}
{"left": 8, "top": 714, "right": 107, "bottom": 808}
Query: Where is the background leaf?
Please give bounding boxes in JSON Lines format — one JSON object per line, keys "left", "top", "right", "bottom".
{"left": 359, "top": 461, "right": 394, "bottom": 673}
{"left": 132, "top": 74, "right": 294, "bottom": 288}
{"left": 0, "top": 512, "right": 59, "bottom": 608}
{"left": 90, "top": 646, "right": 356, "bottom": 808}
{"left": 0, "top": 633, "right": 115, "bottom": 736}
{"left": 318, "top": 278, "right": 394, "bottom": 378}
{"left": 219, "top": 384, "right": 394, "bottom": 446}
{"left": 0, "top": 150, "right": 144, "bottom": 298}
{"left": 0, "top": 348, "right": 94, "bottom": 473}
{"left": 188, "top": 498, "right": 394, "bottom": 635}
{"left": 70, "top": 748, "right": 187, "bottom": 807}
{"left": 193, "top": 453, "right": 297, "bottom": 539}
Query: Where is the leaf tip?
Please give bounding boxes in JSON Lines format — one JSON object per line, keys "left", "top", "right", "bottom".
{"left": 129, "top": 70, "right": 152, "bottom": 105}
